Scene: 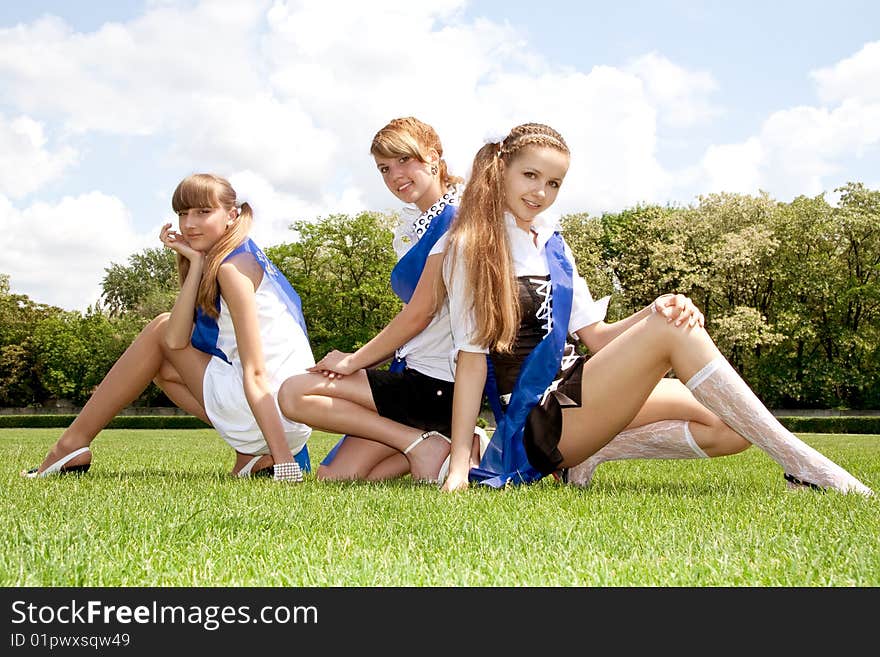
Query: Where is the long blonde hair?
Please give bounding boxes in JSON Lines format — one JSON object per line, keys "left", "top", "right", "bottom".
{"left": 370, "top": 116, "right": 463, "bottom": 188}
{"left": 441, "top": 123, "right": 569, "bottom": 352}
{"left": 171, "top": 173, "right": 252, "bottom": 319}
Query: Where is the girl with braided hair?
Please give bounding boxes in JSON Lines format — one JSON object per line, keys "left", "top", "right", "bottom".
{"left": 438, "top": 122, "right": 873, "bottom": 496}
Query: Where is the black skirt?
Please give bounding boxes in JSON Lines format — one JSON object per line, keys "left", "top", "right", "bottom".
{"left": 366, "top": 367, "right": 454, "bottom": 436}
{"left": 521, "top": 353, "right": 586, "bottom": 474}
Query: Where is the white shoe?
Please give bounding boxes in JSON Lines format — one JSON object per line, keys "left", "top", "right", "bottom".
{"left": 22, "top": 446, "right": 91, "bottom": 478}
{"left": 403, "top": 430, "right": 452, "bottom": 484}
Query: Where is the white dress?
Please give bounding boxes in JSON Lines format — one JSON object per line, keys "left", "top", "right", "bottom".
{"left": 201, "top": 272, "right": 315, "bottom": 456}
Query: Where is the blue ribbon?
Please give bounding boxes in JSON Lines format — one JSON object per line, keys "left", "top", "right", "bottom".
{"left": 191, "top": 238, "right": 312, "bottom": 471}
{"left": 192, "top": 239, "right": 308, "bottom": 360}
{"left": 469, "top": 232, "right": 573, "bottom": 487}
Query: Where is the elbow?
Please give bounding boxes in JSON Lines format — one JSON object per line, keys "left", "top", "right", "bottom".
{"left": 402, "top": 305, "right": 434, "bottom": 332}
{"left": 413, "top": 310, "right": 433, "bottom": 332}
{"left": 243, "top": 368, "right": 272, "bottom": 392}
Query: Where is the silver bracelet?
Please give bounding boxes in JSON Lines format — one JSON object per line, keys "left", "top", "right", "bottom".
{"left": 273, "top": 461, "right": 303, "bottom": 483}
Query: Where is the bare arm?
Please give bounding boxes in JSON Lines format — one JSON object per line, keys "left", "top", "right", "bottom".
{"left": 441, "top": 350, "right": 487, "bottom": 492}
{"left": 310, "top": 252, "right": 443, "bottom": 376}
{"left": 219, "top": 257, "right": 294, "bottom": 469}
{"left": 159, "top": 222, "right": 204, "bottom": 350}
{"left": 576, "top": 293, "right": 706, "bottom": 354}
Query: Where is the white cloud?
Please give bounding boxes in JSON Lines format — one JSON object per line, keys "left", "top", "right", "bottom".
{"left": 0, "top": 192, "right": 153, "bottom": 311}
{"left": 758, "top": 101, "right": 880, "bottom": 197}
{"left": 627, "top": 51, "right": 721, "bottom": 128}
{"left": 695, "top": 42, "right": 880, "bottom": 199}
{"left": 170, "top": 94, "right": 340, "bottom": 196}
{"left": 10, "top": 1, "right": 866, "bottom": 309}
{"left": 262, "top": 1, "right": 529, "bottom": 207}
{"left": 456, "top": 65, "right": 669, "bottom": 214}
{"left": 226, "top": 169, "right": 364, "bottom": 249}
{"left": 0, "top": 1, "right": 725, "bottom": 310}
{"left": 0, "top": 114, "right": 77, "bottom": 198}
{"left": 702, "top": 138, "right": 764, "bottom": 194}
{"left": 0, "top": 3, "right": 270, "bottom": 135}
{"left": 812, "top": 40, "right": 880, "bottom": 103}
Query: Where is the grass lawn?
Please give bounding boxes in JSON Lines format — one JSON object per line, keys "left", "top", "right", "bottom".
{"left": 3, "top": 428, "right": 878, "bottom": 587}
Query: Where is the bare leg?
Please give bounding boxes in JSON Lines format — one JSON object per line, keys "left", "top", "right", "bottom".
{"left": 364, "top": 454, "right": 412, "bottom": 480}
{"left": 556, "top": 314, "right": 872, "bottom": 495}
{"left": 232, "top": 452, "right": 273, "bottom": 474}
{"left": 625, "top": 378, "right": 749, "bottom": 456}
{"left": 565, "top": 378, "right": 751, "bottom": 486}
{"left": 153, "top": 360, "right": 211, "bottom": 423}
{"left": 319, "top": 429, "right": 487, "bottom": 482}
{"left": 556, "top": 313, "right": 721, "bottom": 466}
{"left": 317, "top": 436, "right": 407, "bottom": 481}
{"left": 29, "top": 313, "right": 211, "bottom": 474}
{"left": 279, "top": 372, "right": 449, "bottom": 481}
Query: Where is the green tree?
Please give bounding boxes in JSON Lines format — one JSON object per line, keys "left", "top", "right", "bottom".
{"left": 101, "top": 247, "right": 178, "bottom": 318}
{"left": 690, "top": 192, "right": 782, "bottom": 372}
{"left": 32, "top": 305, "right": 140, "bottom": 406}
{"left": 0, "top": 275, "right": 62, "bottom": 405}
{"left": 267, "top": 212, "right": 400, "bottom": 361}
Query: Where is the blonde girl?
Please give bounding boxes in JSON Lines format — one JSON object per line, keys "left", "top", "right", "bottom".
{"left": 24, "top": 174, "right": 313, "bottom": 482}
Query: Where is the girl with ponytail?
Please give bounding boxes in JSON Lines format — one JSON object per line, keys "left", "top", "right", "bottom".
{"left": 23, "top": 173, "right": 315, "bottom": 483}
{"left": 439, "top": 123, "right": 871, "bottom": 497}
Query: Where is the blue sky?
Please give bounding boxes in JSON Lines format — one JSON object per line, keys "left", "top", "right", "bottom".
{"left": 1, "top": 0, "right": 878, "bottom": 311}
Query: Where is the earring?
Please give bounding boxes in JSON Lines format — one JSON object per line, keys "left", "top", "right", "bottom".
{"left": 431, "top": 165, "right": 438, "bottom": 175}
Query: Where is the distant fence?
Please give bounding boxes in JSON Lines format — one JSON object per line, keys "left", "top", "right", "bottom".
{"left": 0, "top": 414, "right": 210, "bottom": 429}
{"left": 0, "top": 406, "right": 191, "bottom": 416}
{"left": 2, "top": 409, "right": 879, "bottom": 434}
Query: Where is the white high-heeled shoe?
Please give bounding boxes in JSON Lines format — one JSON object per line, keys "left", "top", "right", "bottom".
{"left": 403, "top": 430, "right": 452, "bottom": 484}
{"left": 22, "top": 446, "right": 91, "bottom": 478}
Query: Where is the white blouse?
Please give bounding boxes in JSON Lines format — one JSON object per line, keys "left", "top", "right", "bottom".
{"left": 391, "top": 185, "right": 462, "bottom": 382}
{"left": 436, "top": 211, "right": 610, "bottom": 361}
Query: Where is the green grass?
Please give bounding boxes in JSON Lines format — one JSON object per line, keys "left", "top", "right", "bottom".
{"left": 3, "top": 429, "right": 878, "bottom": 586}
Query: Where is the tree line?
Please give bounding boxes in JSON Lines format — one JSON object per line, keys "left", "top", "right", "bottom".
{"left": 2, "top": 182, "right": 877, "bottom": 410}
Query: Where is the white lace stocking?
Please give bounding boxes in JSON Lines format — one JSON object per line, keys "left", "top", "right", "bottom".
{"left": 567, "top": 420, "right": 706, "bottom": 487}
{"left": 687, "top": 357, "right": 873, "bottom": 496}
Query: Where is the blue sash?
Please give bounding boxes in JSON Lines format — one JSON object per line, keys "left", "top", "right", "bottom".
{"left": 469, "top": 232, "right": 573, "bottom": 488}
{"left": 390, "top": 203, "right": 456, "bottom": 303}
{"left": 191, "top": 238, "right": 312, "bottom": 472}
{"left": 390, "top": 202, "right": 504, "bottom": 422}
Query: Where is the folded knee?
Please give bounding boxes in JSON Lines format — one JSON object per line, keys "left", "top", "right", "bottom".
{"left": 147, "top": 312, "right": 171, "bottom": 331}
{"left": 278, "top": 376, "right": 317, "bottom": 420}
{"left": 154, "top": 360, "right": 182, "bottom": 387}
{"left": 706, "top": 421, "right": 751, "bottom": 456}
